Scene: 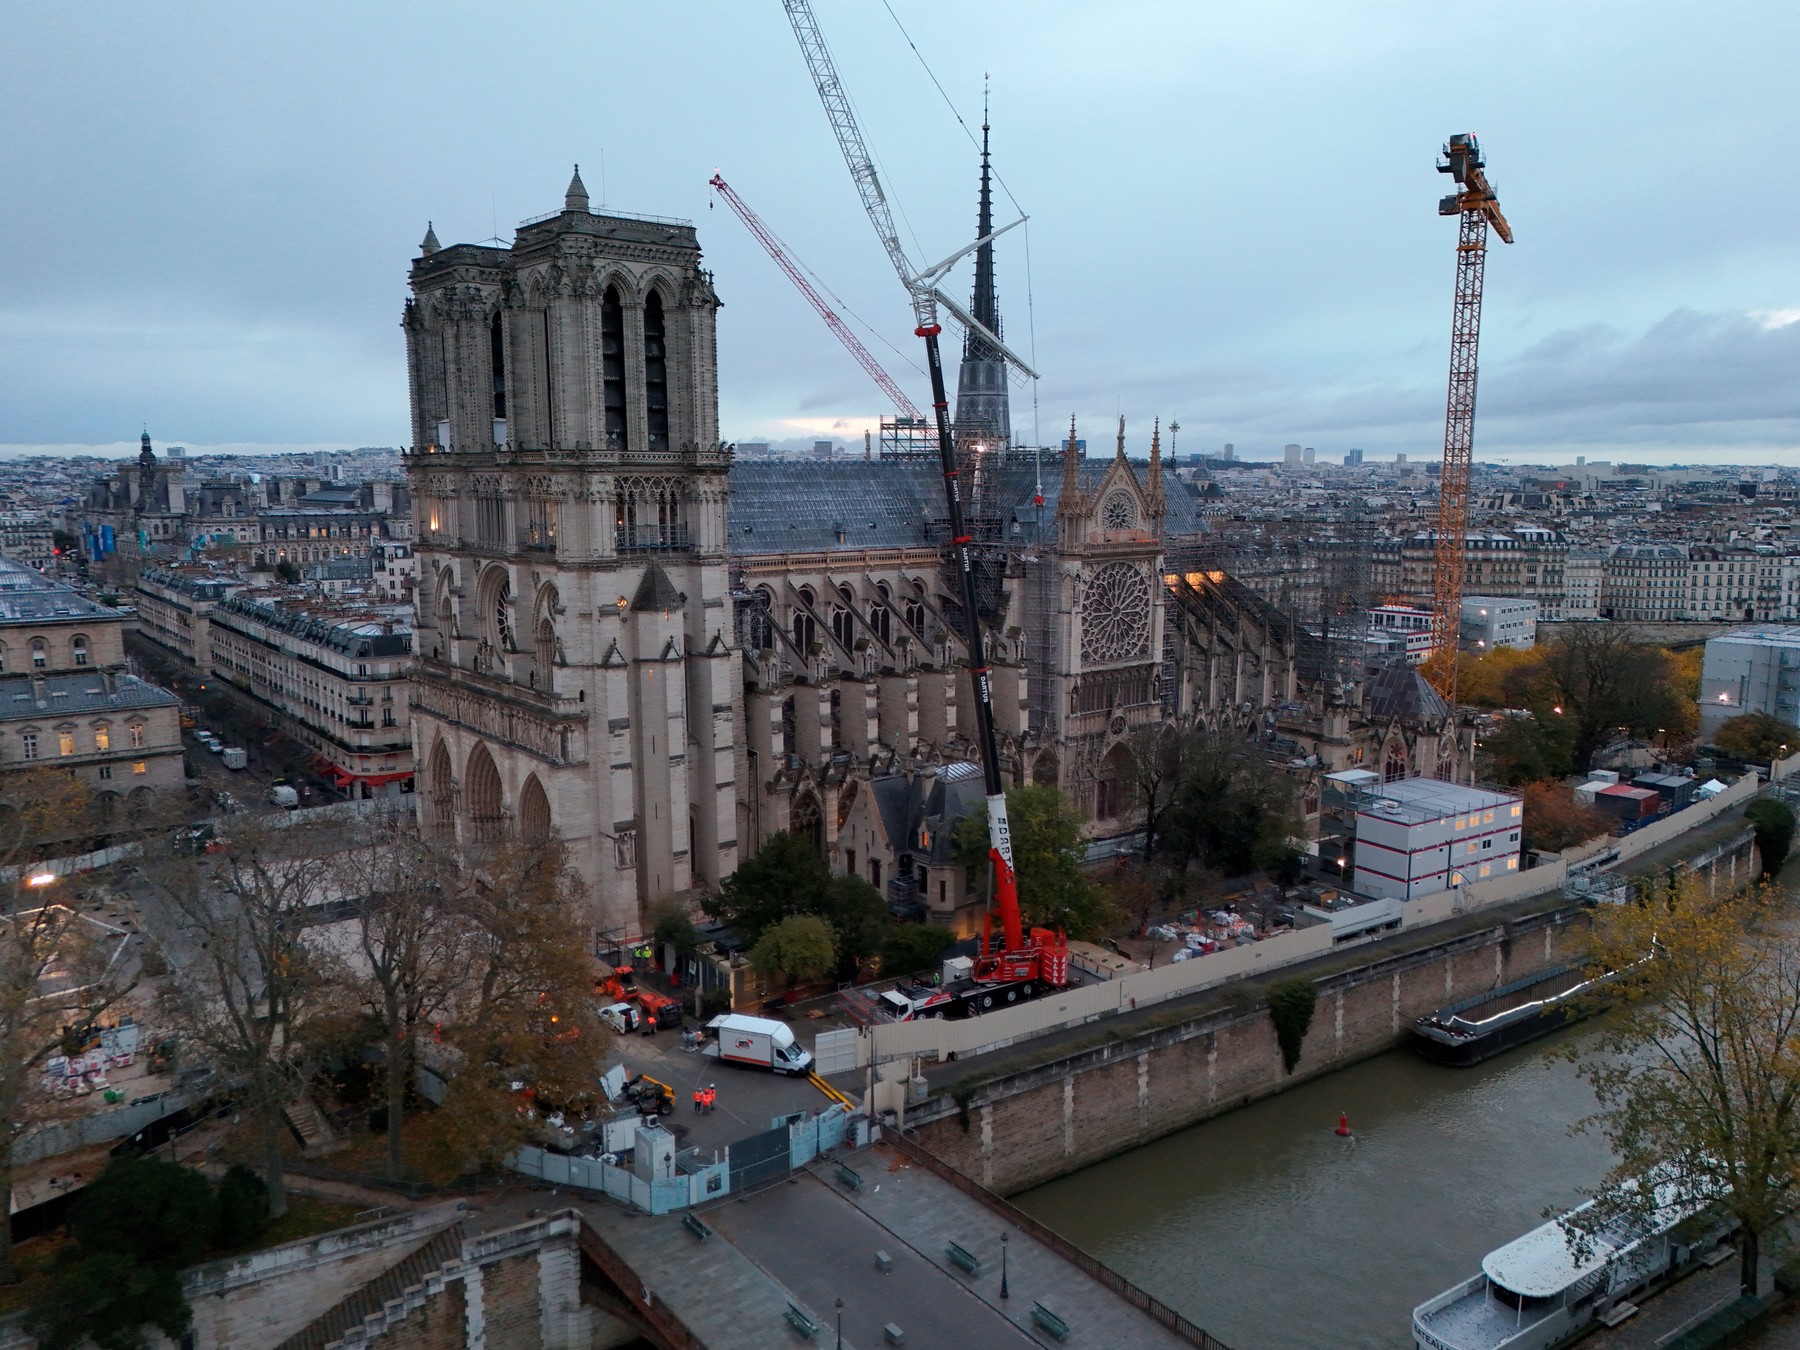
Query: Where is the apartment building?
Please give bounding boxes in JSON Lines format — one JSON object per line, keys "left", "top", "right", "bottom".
{"left": 0, "top": 513, "right": 55, "bottom": 571}
{"left": 134, "top": 565, "right": 244, "bottom": 671}
{"left": 207, "top": 595, "right": 414, "bottom": 798}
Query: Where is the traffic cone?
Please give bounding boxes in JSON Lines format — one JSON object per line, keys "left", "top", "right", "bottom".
{"left": 1335, "top": 1112, "right": 1352, "bottom": 1137}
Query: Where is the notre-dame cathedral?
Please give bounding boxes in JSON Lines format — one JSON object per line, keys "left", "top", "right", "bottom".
{"left": 405, "top": 158, "right": 1459, "bottom": 944}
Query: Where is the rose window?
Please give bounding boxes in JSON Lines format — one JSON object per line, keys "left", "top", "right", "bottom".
{"left": 1080, "top": 563, "right": 1152, "bottom": 664}
{"left": 1100, "top": 491, "right": 1137, "bottom": 531}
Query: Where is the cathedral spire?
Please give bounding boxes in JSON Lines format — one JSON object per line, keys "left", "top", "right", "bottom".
{"left": 420, "top": 221, "right": 440, "bottom": 255}
{"left": 1146, "top": 416, "right": 1166, "bottom": 518}
{"left": 953, "top": 89, "right": 1010, "bottom": 448}
{"left": 1114, "top": 415, "right": 1127, "bottom": 462}
{"left": 564, "top": 164, "right": 590, "bottom": 214}
{"left": 1056, "top": 416, "right": 1085, "bottom": 518}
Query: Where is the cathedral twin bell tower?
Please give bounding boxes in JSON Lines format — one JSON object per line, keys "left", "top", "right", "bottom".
{"left": 402, "top": 168, "right": 738, "bottom": 942}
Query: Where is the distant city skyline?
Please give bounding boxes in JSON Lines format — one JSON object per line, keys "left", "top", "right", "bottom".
{"left": 3, "top": 2, "right": 1795, "bottom": 466}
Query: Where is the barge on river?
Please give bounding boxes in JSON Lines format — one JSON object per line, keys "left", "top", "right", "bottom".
{"left": 1412, "top": 1181, "right": 1729, "bottom": 1350}
{"left": 1412, "top": 965, "right": 1609, "bottom": 1066}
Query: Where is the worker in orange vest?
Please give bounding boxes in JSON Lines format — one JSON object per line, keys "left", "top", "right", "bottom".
{"left": 692, "top": 1087, "right": 704, "bottom": 1114}
{"left": 702, "top": 1085, "right": 717, "bottom": 1114}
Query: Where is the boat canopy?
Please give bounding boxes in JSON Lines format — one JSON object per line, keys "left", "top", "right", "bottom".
{"left": 1482, "top": 1213, "right": 1616, "bottom": 1297}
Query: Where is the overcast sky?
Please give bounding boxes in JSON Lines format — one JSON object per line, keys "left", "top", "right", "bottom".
{"left": 3, "top": 1, "right": 1796, "bottom": 466}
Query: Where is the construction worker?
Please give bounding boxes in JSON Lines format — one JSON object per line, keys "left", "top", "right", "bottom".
{"left": 692, "top": 1086, "right": 704, "bottom": 1114}
{"left": 703, "top": 1084, "right": 716, "bottom": 1114}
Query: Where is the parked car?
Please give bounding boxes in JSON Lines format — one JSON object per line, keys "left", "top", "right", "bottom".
{"left": 267, "top": 785, "right": 299, "bottom": 808}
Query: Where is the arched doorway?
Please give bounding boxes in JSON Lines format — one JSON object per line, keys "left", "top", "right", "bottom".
{"left": 465, "top": 742, "right": 504, "bottom": 842}
{"left": 520, "top": 774, "right": 552, "bottom": 842}
{"left": 425, "top": 740, "right": 455, "bottom": 838}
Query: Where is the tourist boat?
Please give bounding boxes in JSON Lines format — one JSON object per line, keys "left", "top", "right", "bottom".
{"left": 1411, "top": 1178, "right": 1730, "bottom": 1350}
{"left": 1411, "top": 965, "right": 1611, "bottom": 1066}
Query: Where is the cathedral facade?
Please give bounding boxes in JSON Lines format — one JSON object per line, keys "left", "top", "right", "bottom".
{"left": 404, "top": 171, "right": 738, "bottom": 941}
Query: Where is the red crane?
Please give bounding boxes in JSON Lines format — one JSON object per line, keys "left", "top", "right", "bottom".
{"left": 709, "top": 173, "right": 923, "bottom": 421}
{"left": 1427, "top": 134, "right": 1513, "bottom": 705}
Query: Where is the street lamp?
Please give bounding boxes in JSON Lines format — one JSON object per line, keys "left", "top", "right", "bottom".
{"left": 1001, "top": 1231, "right": 1010, "bottom": 1300}
{"left": 835, "top": 1297, "right": 843, "bottom": 1349}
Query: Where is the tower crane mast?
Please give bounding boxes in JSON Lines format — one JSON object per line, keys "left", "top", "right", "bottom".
{"left": 1428, "top": 133, "right": 1512, "bottom": 707}
{"left": 709, "top": 173, "right": 923, "bottom": 420}
{"left": 779, "top": 0, "right": 1066, "bottom": 990}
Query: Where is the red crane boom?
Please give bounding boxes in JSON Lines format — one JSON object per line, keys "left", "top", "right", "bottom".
{"left": 1427, "top": 134, "right": 1513, "bottom": 706}
{"left": 709, "top": 173, "right": 923, "bottom": 421}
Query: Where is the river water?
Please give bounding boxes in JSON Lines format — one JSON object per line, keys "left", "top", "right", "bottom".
{"left": 1015, "top": 1023, "right": 1614, "bottom": 1350}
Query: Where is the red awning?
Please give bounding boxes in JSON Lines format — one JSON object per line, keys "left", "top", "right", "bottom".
{"left": 348, "top": 770, "right": 414, "bottom": 788}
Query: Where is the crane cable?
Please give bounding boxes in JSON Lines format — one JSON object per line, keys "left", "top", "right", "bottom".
{"left": 878, "top": 0, "right": 1043, "bottom": 420}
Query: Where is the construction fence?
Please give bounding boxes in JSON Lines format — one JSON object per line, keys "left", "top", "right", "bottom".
{"left": 508, "top": 1103, "right": 864, "bottom": 1215}
{"left": 832, "top": 771, "right": 1765, "bottom": 1069}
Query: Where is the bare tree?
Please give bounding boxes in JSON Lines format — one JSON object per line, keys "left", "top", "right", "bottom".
{"left": 143, "top": 815, "right": 348, "bottom": 1218}
{"left": 337, "top": 819, "right": 470, "bottom": 1180}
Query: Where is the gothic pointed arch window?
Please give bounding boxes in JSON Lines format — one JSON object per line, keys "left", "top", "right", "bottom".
{"left": 747, "top": 587, "right": 775, "bottom": 652}
{"left": 1384, "top": 745, "right": 1409, "bottom": 783}
{"left": 792, "top": 588, "right": 817, "bottom": 652}
{"left": 600, "top": 285, "right": 627, "bottom": 449}
{"left": 644, "top": 290, "right": 670, "bottom": 451}
{"left": 831, "top": 584, "right": 856, "bottom": 650}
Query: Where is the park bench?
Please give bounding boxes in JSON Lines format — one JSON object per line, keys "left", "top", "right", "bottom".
{"left": 681, "top": 1213, "right": 710, "bottom": 1242}
{"left": 945, "top": 1241, "right": 983, "bottom": 1276}
{"left": 1031, "top": 1302, "right": 1071, "bottom": 1341}
{"left": 784, "top": 1303, "right": 820, "bottom": 1339}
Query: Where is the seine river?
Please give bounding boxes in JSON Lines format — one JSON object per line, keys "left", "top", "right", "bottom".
{"left": 1015, "top": 1024, "right": 1613, "bottom": 1350}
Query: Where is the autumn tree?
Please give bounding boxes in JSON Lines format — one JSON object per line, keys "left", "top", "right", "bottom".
{"left": 1480, "top": 712, "right": 1576, "bottom": 786}
{"left": 0, "top": 771, "right": 135, "bottom": 1284}
{"left": 1458, "top": 645, "right": 1546, "bottom": 709}
{"left": 1715, "top": 711, "right": 1795, "bottom": 765}
{"left": 1572, "top": 880, "right": 1800, "bottom": 1297}
{"left": 142, "top": 815, "right": 349, "bottom": 1219}
{"left": 422, "top": 837, "right": 603, "bottom": 1174}
{"left": 1518, "top": 780, "right": 1612, "bottom": 854}
{"left": 1536, "top": 626, "right": 1695, "bottom": 771}
{"left": 953, "top": 785, "right": 1113, "bottom": 939}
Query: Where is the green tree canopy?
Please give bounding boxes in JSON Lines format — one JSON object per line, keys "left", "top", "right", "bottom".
{"left": 1716, "top": 712, "right": 1795, "bottom": 764}
{"left": 706, "top": 833, "right": 889, "bottom": 979}
{"left": 1746, "top": 798, "right": 1796, "bottom": 879}
{"left": 1155, "top": 729, "right": 1302, "bottom": 878}
{"left": 29, "top": 1251, "right": 192, "bottom": 1350}
{"left": 750, "top": 914, "right": 837, "bottom": 986}
{"left": 881, "top": 923, "right": 955, "bottom": 976}
{"left": 953, "top": 785, "right": 1113, "bottom": 939}
{"left": 69, "top": 1156, "right": 217, "bottom": 1272}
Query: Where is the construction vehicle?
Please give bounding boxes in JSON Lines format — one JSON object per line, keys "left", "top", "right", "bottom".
{"left": 705, "top": 1013, "right": 814, "bottom": 1075}
{"left": 1425, "top": 133, "right": 1512, "bottom": 706}
{"left": 594, "top": 960, "right": 684, "bottom": 1030}
{"left": 622, "top": 1072, "right": 677, "bottom": 1117}
{"left": 781, "top": 0, "right": 1070, "bottom": 1001}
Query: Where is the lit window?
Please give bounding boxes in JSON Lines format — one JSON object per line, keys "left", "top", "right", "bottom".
{"left": 131, "top": 761, "right": 146, "bottom": 775}
{"left": 1479, "top": 864, "right": 1491, "bottom": 878}
{"left": 94, "top": 727, "right": 109, "bottom": 752}
{"left": 58, "top": 731, "right": 73, "bottom": 757}
{"left": 1506, "top": 857, "right": 1518, "bottom": 870}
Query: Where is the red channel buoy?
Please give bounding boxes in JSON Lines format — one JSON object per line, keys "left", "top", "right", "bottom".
{"left": 1335, "top": 1112, "right": 1352, "bottom": 1137}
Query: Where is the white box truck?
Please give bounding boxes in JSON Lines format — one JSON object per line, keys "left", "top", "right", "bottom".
{"left": 705, "top": 1013, "right": 813, "bottom": 1075}
{"left": 221, "top": 748, "right": 247, "bottom": 770}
